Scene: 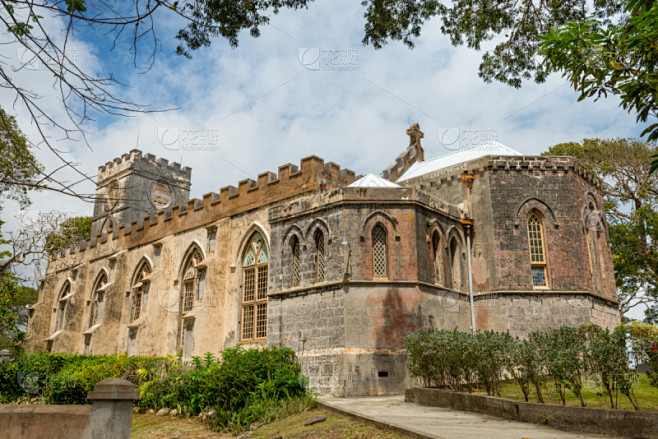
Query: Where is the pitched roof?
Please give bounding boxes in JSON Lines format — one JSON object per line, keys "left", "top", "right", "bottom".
{"left": 348, "top": 173, "right": 402, "bottom": 188}
{"left": 397, "top": 141, "right": 522, "bottom": 182}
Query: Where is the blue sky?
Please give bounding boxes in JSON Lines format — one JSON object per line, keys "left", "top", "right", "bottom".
{"left": 1, "top": 1, "right": 651, "bottom": 317}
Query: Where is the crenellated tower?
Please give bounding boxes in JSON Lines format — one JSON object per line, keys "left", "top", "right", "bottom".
{"left": 90, "top": 149, "right": 192, "bottom": 238}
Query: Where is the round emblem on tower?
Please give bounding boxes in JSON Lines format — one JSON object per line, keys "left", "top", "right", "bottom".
{"left": 149, "top": 181, "right": 173, "bottom": 209}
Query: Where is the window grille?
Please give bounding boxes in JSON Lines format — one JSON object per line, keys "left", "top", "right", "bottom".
{"left": 242, "top": 305, "right": 254, "bottom": 340}
{"left": 244, "top": 268, "right": 255, "bottom": 302}
{"left": 315, "top": 231, "right": 325, "bottom": 282}
{"left": 183, "top": 280, "right": 194, "bottom": 312}
{"left": 372, "top": 225, "right": 387, "bottom": 277}
{"left": 257, "top": 266, "right": 268, "bottom": 300}
{"left": 291, "top": 237, "right": 300, "bottom": 287}
{"left": 256, "top": 303, "right": 267, "bottom": 338}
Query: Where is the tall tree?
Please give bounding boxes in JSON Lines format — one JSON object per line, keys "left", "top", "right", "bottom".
{"left": 544, "top": 139, "right": 658, "bottom": 319}
{"left": 0, "top": 107, "right": 43, "bottom": 207}
{"left": 45, "top": 216, "right": 92, "bottom": 254}
{"left": 539, "top": 0, "right": 658, "bottom": 143}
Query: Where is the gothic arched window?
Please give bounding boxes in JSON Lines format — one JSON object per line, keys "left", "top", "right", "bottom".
{"left": 291, "top": 236, "right": 300, "bottom": 287}
{"left": 242, "top": 233, "right": 268, "bottom": 341}
{"left": 431, "top": 230, "right": 444, "bottom": 285}
{"left": 56, "top": 282, "right": 71, "bottom": 331}
{"left": 527, "top": 212, "right": 548, "bottom": 288}
{"left": 449, "top": 237, "right": 463, "bottom": 291}
{"left": 314, "top": 230, "right": 325, "bottom": 282}
{"left": 372, "top": 224, "right": 387, "bottom": 278}
{"left": 182, "top": 249, "right": 202, "bottom": 313}
{"left": 89, "top": 273, "right": 107, "bottom": 328}
{"left": 131, "top": 261, "right": 151, "bottom": 321}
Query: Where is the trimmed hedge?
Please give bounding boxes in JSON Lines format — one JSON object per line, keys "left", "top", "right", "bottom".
{"left": 405, "top": 324, "right": 644, "bottom": 410}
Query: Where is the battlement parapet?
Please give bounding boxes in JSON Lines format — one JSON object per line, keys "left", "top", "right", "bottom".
{"left": 485, "top": 155, "right": 602, "bottom": 189}
{"left": 97, "top": 149, "right": 192, "bottom": 183}
{"left": 399, "top": 155, "right": 602, "bottom": 191}
{"left": 268, "top": 185, "right": 465, "bottom": 223}
{"left": 52, "top": 155, "right": 357, "bottom": 263}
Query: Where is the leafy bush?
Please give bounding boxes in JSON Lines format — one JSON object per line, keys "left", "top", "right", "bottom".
{"left": 139, "top": 346, "right": 306, "bottom": 431}
{"left": 0, "top": 352, "right": 166, "bottom": 404}
{"left": 0, "top": 346, "right": 310, "bottom": 430}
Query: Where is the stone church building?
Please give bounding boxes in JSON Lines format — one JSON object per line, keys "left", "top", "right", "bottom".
{"left": 26, "top": 124, "right": 620, "bottom": 395}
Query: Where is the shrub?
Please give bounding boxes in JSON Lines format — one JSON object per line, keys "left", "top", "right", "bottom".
{"left": 405, "top": 324, "right": 641, "bottom": 410}
{"left": 0, "top": 352, "right": 166, "bottom": 404}
{"left": 139, "top": 346, "right": 307, "bottom": 431}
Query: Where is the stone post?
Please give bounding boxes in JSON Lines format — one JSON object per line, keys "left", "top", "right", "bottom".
{"left": 87, "top": 378, "right": 140, "bottom": 439}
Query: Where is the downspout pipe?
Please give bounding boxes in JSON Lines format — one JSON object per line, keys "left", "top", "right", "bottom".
{"left": 466, "top": 226, "right": 476, "bottom": 333}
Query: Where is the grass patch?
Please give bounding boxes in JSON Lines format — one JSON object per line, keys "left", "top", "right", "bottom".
{"left": 473, "top": 373, "right": 658, "bottom": 411}
{"left": 131, "top": 408, "right": 408, "bottom": 439}
{"left": 250, "top": 409, "right": 407, "bottom": 439}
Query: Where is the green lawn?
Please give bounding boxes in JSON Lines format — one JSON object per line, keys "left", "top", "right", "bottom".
{"left": 473, "top": 372, "right": 658, "bottom": 411}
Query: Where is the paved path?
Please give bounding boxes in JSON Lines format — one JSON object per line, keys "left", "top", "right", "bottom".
{"left": 318, "top": 395, "right": 622, "bottom": 439}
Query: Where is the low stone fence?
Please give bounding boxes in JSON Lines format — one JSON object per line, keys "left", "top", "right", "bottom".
{"left": 0, "top": 378, "right": 139, "bottom": 439}
{"left": 406, "top": 387, "right": 658, "bottom": 439}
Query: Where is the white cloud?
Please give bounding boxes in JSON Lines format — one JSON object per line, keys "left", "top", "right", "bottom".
{"left": 0, "top": 0, "right": 649, "bottom": 308}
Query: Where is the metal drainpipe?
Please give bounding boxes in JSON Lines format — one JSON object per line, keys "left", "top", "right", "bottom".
{"left": 466, "top": 227, "right": 476, "bottom": 333}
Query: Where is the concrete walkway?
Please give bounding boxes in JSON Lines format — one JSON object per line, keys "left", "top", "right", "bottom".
{"left": 317, "top": 395, "right": 622, "bottom": 439}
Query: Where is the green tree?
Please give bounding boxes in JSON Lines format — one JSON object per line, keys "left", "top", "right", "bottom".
{"left": 539, "top": 0, "right": 658, "bottom": 143}
{"left": 0, "top": 220, "right": 38, "bottom": 354}
{"left": 45, "top": 217, "right": 92, "bottom": 254}
{"left": 0, "top": 108, "right": 43, "bottom": 208}
{"left": 544, "top": 139, "right": 658, "bottom": 319}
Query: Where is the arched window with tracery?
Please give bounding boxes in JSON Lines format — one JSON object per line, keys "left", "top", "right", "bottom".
{"left": 55, "top": 282, "right": 71, "bottom": 331}
{"left": 89, "top": 273, "right": 107, "bottom": 328}
{"left": 314, "top": 230, "right": 325, "bottom": 282}
{"left": 131, "top": 261, "right": 151, "bottom": 321}
{"left": 182, "top": 249, "right": 202, "bottom": 313}
{"left": 372, "top": 224, "right": 387, "bottom": 278}
{"left": 527, "top": 212, "right": 548, "bottom": 288}
{"left": 241, "top": 233, "right": 268, "bottom": 341}
{"left": 291, "top": 236, "right": 300, "bottom": 287}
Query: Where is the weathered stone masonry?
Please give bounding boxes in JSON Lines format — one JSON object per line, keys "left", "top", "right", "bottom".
{"left": 27, "top": 125, "right": 620, "bottom": 396}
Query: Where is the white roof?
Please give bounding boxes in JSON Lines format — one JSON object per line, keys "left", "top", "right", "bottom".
{"left": 349, "top": 173, "right": 402, "bottom": 188}
{"left": 398, "top": 141, "right": 522, "bottom": 181}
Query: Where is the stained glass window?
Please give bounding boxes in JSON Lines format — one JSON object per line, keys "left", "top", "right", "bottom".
{"left": 372, "top": 225, "right": 387, "bottom": 277}
{"left": 242, "top": 233, "right": 268, "bottom": 340}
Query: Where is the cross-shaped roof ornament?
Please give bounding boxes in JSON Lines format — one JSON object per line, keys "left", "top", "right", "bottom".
{"left": 407, "top": 123, "right": 424, "bottom": 146}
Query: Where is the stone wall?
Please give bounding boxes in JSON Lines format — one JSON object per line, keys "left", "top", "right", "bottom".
{"left": 269, "top": 283, "right": 471, "bottom": 395}
{"left": 406, "top": 388, "right": 658, "bottom": 438}
{"left": 1, "top": 378, "right": 138, "bottom": 439}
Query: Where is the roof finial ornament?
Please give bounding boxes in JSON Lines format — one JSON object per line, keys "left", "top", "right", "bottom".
{"left": 407, "top": 123, "right": 424, "bottom": 148}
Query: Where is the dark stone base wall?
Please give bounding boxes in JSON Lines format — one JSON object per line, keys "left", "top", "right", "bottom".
{"left": 269, "top": 284, "right": 620, "bottom": 395}
{"left": 473, "top": 293, "right": 620, "bottom": 338}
